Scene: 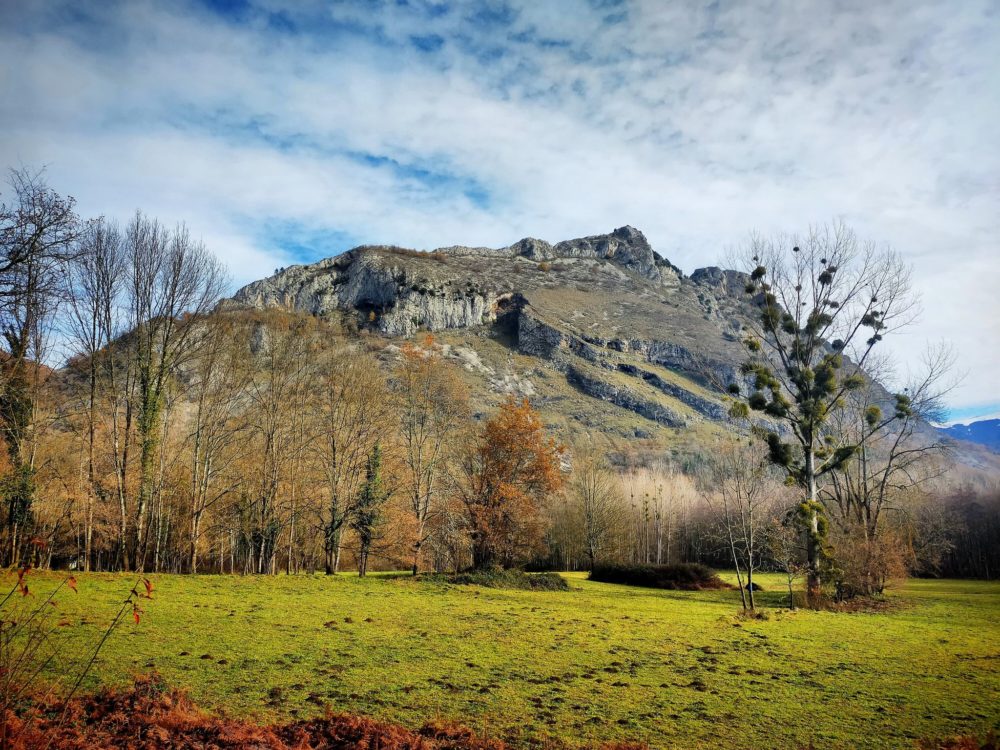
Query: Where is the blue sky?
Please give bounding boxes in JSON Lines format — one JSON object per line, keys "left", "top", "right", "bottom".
{"left": 0, "top": 0, "right": 997, "bottom": 419}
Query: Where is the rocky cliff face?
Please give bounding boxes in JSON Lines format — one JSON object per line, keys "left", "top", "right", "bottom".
{"left": 229, "top": 226, "right": 761, "bottom": 433}
{"left": 231, "top": 226, "right": 694, "bottom": 335}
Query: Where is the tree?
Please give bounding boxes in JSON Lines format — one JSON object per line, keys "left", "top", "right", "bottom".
{"left": 704, "top": 434, "right": 778, "bottom": 610}
{"left": 733, "top": 222, "right": 917, "bottom": 600}
{"left": 241, "top": 317, "right": 315, "bottom": 574}
{"left": 314, "top": 348, "right": 392, "bottom": 574}
{"left": 394, "top": 336, "right": 469, "bottom": 575}
{"left": 571, "top": 452, "right": 622, "bottom": 570}
{"left": 119, "top": 213, "right": 226, "bottom": 571}
{"left": 351, "top": 442, "right": 389, "bottom": 576}
{"left": 769, "top": 515, "right": 806, "bottom": 609}
{"left": 0, "top": 168, "right": 80, "bottom": 564}
{"left": 66, "top": 218, "right": 124, "bottom": 571}
{"left": 184, "top": 315, "right": 251, "bottom": 573}
{"left": 458, "top": 397, "right": 564, "bottom": 569}
{"left": 823, "top": 346, "right": 954, "bottom": 542}
{"left": 72, "top": 212, "right": 228, "bottom": 572}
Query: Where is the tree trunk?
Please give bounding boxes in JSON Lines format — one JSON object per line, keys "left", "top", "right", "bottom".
{"left": 324, "top": 522, "right": 339, "bottom": 575}
{"left": 806, "top": 447, "right": 822, "bottom": 602}
{"left": 411, "top": 539, "right": 421, "bottom": 576}
{"left": 471, "top": 535, "right": 492, "bottom": 570}
{"left": 84, "top": 496, "right": 94, "bottom": 573}
{"left": 358, "top": 547, "right": 369, "bottom": 577}
{"left": 333, "top": 538, "right": 342, "bottom": 574}
{"left": 287, "top": 497, "right": 295, "bottom": 576}
{"left": 190, "top": 512, "right": 201, "bottom": 574}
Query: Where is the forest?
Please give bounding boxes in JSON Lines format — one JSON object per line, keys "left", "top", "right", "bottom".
{"left": 2, "top": 166, "right": 999, "bottom": 599}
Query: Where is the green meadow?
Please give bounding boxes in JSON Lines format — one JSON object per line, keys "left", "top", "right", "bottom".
{"left": 19, "top": 571, "right": 1000, "bottom": 749}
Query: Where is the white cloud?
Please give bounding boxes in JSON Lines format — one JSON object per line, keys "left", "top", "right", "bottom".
{"left": 0, "top": 0, "right": 996, "bottom": 409}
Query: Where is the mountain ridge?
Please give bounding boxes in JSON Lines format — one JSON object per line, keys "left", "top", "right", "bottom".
{"left": 938, "top": 419, "right": 1000, "bottom": 453}
{"left": 225, "top": 226, "right": 995, "bottom": 480}
{"left": 228, "top": 226, "right": 756, "bottom": 433}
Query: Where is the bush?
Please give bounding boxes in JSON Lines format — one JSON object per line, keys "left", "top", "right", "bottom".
{"left": 828, "top": 524, "right": 911, "bottom": 600}
{"left": 423, "top": 568, "right": 569, "bottom": 591}
{"left": 588, "top": 563, "right": 730, "bottom": 591}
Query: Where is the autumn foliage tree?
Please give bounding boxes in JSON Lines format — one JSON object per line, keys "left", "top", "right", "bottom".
{"left": 458, "top": 398, "right": 564, "bottom": 570}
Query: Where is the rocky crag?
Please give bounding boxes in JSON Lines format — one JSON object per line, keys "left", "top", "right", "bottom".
{"left": 228, "top": 227, "right": 767, "bottom": 434}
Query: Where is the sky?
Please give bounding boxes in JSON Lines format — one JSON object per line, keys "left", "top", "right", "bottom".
{"left": 0, "top": 0, "right": 997, "bottom": 420}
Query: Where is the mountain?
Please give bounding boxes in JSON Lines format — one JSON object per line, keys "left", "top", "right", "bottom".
{"left": 938, "top": 419, "right": 1000, "bottom": 453}
{"left": 226, "top": 225, "right": 998, "bottom": 474}
{"left": 228, "top": 227, "right": 757, "bottom": 447}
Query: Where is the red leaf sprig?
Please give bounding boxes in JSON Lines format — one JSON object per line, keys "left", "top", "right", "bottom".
{"left": 16, "top": 566, "right": 30, "bottom": 597}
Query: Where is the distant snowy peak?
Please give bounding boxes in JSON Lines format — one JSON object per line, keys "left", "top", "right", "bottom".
{"left": 938, "top": 419, "right": 1000, "bottom": 452}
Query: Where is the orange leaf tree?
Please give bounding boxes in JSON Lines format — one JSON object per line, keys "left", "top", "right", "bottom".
{"left": 458, "top": 397, "right": 564, "bottom": 570}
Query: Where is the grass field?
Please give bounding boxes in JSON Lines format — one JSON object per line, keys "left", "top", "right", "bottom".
{"left": 17, "top": 571, "right": 1000, "bottom": 749}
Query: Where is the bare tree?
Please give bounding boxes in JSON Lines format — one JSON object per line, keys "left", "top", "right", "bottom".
{"left": 241, "top": 319, "right": 315, "bottom": 574}
{"left": 823, "top": 345, "right": 955, "bottom": 540}
{"left": 769, "top": 515, "right": 806, "bottom": 609}
{"left": 185, "top": 315, "right": 251, "bottom": 573}
{"left": 0, "top": 168, "right": 80, "bottom": 564}
{"left": 571, "top": 452, "right": 623, "bottom": 570}
{"left": 702, "top": 433, "right": 780, "bottom": 610}
{"left": 119, "top": 213, "right": 226, "bottom": 571}
{"left": 66, "top": 218, "right": 123, "bottom": 571}
{"left": 393, "top": 337, "right": 469, "bottom": 575}
{"left": 314, "top": 347, "right": 391, "bottom": 574}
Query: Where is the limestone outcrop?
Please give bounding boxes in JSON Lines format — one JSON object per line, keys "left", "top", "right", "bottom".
{"left": 227, "top": 226, "right": 762, "bottom": 432}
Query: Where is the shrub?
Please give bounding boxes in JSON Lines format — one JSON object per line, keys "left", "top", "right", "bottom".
{"left": 828, "top": 524, "right": 911, "bottom": 600}
{"left": 538, "top": 261, "right": 552, "bottom": 272}
{"left": 385, "top": 246, "right": 447, "bottom": 263}
{"left": 588, "top": 563, "right": 730, "bottom": 591}
{"left": 423, "top": 568, "right": 569, "bottom": 591}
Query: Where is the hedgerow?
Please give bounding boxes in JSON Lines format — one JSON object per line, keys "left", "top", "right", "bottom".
{"left": 588, "top": 563, "right": 729, "bottom": 590}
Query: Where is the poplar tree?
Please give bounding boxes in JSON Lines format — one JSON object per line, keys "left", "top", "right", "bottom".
{"left": 732, "top": 222, "right": 916, "bottom": 600}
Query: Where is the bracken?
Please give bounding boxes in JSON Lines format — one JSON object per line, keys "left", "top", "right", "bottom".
{"left": 3, "top": 674, "right": 646, "bottom": 750}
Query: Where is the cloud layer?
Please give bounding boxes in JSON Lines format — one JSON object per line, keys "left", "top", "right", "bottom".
{"left": 1, "top": 0, "right": 997, "bottom": 414}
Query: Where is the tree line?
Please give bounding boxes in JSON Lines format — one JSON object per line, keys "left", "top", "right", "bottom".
{"left": 2, "top": 168, "right": 997, "bottom": 591}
